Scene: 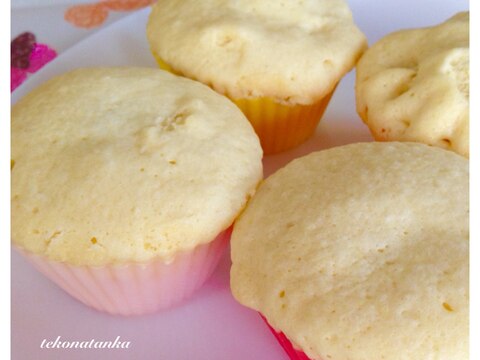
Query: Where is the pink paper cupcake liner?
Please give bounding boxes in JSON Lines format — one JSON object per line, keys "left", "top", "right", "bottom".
{"left": 260, "top": 314, "right": 313, "bottom": 360}
{"left": 15, "top": 229, "right": 230, "bottom": 316}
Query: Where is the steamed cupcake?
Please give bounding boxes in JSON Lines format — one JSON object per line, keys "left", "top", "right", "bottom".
{"left": 12, "top": 67, "right": 263, "bottom": 316}
{"left": 147, "top": 0, "right": 367, "bottom": 154}
{"left": 231, "top": 142, "right": 468, "bottom": 360}
{"left": 356, "top": 12, "right": 469, "bottom": 157}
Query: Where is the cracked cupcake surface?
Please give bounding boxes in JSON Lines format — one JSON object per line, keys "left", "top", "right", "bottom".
{"left": 355, "top": 12, "right": 469, "bottom": 157}
{"left": 147, "top": 0, "right": 366, "bottom": 105}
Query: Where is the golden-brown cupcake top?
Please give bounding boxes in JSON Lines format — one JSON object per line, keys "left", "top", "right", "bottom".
{"left": 356, "top": 12, "right": 469, "bottom": 157}
{"left": 12, "top": 67, "right": 263, "bottom": 266}
{"left": 147, "top": 0, "right": 367, "bottom": 105}
{"left": 231, "top": 142, "right": 468, "bottom": 360}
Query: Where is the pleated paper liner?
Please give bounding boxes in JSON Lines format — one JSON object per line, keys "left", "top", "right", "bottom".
{"left": 15, "top": 228, "right": 230, "bottom": 316}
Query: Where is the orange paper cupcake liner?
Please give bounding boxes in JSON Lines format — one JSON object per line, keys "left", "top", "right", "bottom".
{"left": 152, "top": 54, "right": 335, "bottom": 155}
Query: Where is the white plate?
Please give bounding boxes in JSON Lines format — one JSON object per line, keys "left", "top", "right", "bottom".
{"left": 11, "top": 2, "right": 468, "bottom": 359}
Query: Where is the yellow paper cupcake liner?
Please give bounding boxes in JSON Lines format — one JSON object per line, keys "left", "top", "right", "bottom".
{"left": 230, "top": 93, "right": 333, "bottom": 155}
{"left": 153, "top": 54, "right": 334, "bottom": 155}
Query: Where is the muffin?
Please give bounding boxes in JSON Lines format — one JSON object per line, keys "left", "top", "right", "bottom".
{"left": 12, "top": 67, "right": 263, "bottom": 316}
{"left": 356, "top": 12, "right": 469, "bottom": 157}
{"left": 231, "top": 142, "right": 468, "bottom": 360}
{"left": 147, "top": 0, "right": 367, "bottom": 154}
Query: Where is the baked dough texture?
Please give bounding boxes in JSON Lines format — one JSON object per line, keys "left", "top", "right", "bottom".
{"left": 356, "top": 13, "right": 469, "bottom": 157}
{"left": 147, "top": 0, "right": 367, "bottom": 105}
{"left": 231, "top": 142, "right": 468, "bottom": 360}
{"left": 12, "top": 67, "right": 263, "bottom": 266}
